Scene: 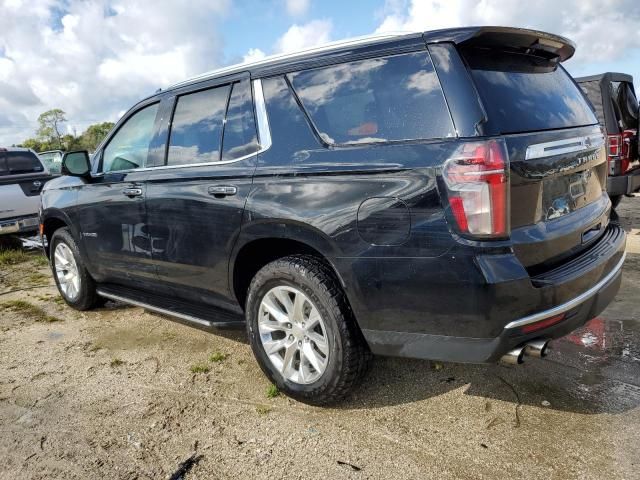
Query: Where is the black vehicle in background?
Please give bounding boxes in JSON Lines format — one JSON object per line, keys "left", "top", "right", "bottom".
{"left": 576, "top": 73, "right": 639, "bottom": 208}
{"left": 40, "top": 27, "right": 626, "bottom": 404}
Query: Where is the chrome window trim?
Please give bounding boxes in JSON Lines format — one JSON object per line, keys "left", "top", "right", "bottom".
{"left": 504, "top": 252, "right": 626, "bottom": 330}
{"left": 95, "top": 79, "right": 272, "bottom": 175}
{"left": 525, "top": 134, "right": 605, "bottom": 160}
{"left": 253, "top": 79, "right": 272, "bottom": 151}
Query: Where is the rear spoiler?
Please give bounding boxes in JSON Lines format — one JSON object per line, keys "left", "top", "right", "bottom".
{"left": 424, "top": 26, "right": 576, "bottom": 62}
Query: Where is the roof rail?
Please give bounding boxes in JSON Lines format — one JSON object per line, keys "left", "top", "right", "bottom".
{"left": 167, "top": 31, "right": 415, "bottom": 90}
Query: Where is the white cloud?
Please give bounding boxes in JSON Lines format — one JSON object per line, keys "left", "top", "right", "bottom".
{"left": 242, "top": 48, "right": 267, "bottom": 64}
{"left": 284, "top": 0, "right": 310, "bottom": 17}
{"left": 375, "top": 0, "right": 640, "bottom": 70}
{"left": 0, "top": 0, "right": 231, "bottom": 145}
{"left": 274, "top": 19, "right": 332, "bottom": 53}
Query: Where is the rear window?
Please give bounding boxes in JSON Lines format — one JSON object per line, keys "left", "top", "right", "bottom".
{"left": 612, "top": 81, "right": 638, "bottom": 130}
{"left": 288, "top": 51, "right": 455, "bottom": 145}
{"left": 461, "top": 47, "right": 598, "bottom": 134}
{"left": 1, "top": 151, "right": 44, "bottom": 175}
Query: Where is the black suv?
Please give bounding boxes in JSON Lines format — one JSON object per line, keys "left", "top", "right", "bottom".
{"left": 41, "top": 27, "right": 626, "bottom": 404}
{"left": 575, "top": 73, "right": 639, "bottom": 208}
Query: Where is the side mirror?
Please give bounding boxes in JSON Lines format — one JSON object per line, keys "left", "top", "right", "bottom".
{"left": 61, "top": 150, "right": 91, "bottom": 177}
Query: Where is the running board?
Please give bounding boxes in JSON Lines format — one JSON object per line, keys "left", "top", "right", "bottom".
{"left": 96, "top": 285, "right": 245, "bottom": 332}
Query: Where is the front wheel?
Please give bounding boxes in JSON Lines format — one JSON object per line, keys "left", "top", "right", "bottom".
{"left": 610, "top": 195, "right": 623, "bottom": 210}
{"left": 246, "top": 255, "right": 370, "bottom": 405}
{"left": 50, "top": 228, "right": 103, "bottom": 311}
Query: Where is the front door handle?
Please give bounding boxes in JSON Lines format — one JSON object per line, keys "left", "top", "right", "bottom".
{"left": 122, "top": 187, "right": 143, "bottom": 197}
{"left": 208, "top": 185, "right": 237, "bottom": 197}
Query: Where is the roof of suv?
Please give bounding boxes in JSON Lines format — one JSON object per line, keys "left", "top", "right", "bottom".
{"left": 575, "top": 72, "right": 634, "bottom": 84}
{"left": 166, "top": 26, "right": 576, "bottom": 92}
{"left": 0, "top": 147, "right": 36, "bottom": 153}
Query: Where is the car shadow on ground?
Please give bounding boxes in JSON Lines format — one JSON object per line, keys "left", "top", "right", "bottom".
{"left": 338, "top": 338, "right": 640, "bottom": 415}
{"left": 96, "top": 300, "right": 640, "bottom": 415}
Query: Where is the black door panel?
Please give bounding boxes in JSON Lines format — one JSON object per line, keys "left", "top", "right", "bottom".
{"left": 145, "top": 159, "right": 255, "bottom": 310}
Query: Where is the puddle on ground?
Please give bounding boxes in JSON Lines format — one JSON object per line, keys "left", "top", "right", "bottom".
{"left": 557, "top": 317, "right": 640, "bottom": 363}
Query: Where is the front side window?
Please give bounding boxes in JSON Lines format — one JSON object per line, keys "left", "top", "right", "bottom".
{"left": 103, "top": 103, "right": 159, "bottom": 173}
{"left": 167, "top": 85, "right": 230, "bottom": 166}
{"left": 288, "top": 52, "right": 454, "bottom": 145}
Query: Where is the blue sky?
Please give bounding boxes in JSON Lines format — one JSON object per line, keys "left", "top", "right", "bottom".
{"left": 1, "top": 0, "right": 639, "bottom": 145}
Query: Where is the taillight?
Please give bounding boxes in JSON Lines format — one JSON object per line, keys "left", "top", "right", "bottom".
{"left": 442, "top": 139, "right": 509, "bottom": 238}
{"left": 607, "top": 134, "right": 621, "bottom": 157}
{"left": 608, "top": 132, "right": 635, "bottom": 174}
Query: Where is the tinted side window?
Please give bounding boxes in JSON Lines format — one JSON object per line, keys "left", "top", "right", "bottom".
{"left": 167, "top": 85, "right": 230, "bottom": 165}
{"left": 222, "top": 80, "right": 258, "bottom": 161}
{"left": 103, "top": 103, "right": 159, "bottom": 173}
{"left": 6, "top": 151, "right": 44, "bottom": 174}
{"left": 288, "top": 52, "right": 454, "bottom": 145}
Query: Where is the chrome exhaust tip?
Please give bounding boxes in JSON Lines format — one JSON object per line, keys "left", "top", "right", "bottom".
{"left": 523, "top": 339, "right": 550, "bottom": 358}
{"left": 500, "top": 346, "right": 525, "bottom": 365}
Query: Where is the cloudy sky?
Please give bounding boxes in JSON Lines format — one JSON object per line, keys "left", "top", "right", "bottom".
{"left": 1, "top": 0, "right": 639, "bottom": 145}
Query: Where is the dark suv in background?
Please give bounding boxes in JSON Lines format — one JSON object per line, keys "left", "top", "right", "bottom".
{"left": 41, "top": 27, "right": 626, "bottom": 404}
{"left": 576, "top": 73, "right": 639, "bottom": 208}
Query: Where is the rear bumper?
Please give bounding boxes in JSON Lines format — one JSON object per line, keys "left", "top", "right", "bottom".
{"left": 607, "top": 168, "right": 640, "bottom": 196}
{"left": 0, "top": 215, "right": 39, "bottom": 235}
{"left": 355, "top": 223, "right": 626, "bottom": 363}
{"left": 362, "top": 251, "right": 623, "bottom": 363}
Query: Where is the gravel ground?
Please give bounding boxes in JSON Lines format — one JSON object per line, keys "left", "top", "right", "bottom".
{"left": 1, "top": 197, "right": 640, "bottom": 479}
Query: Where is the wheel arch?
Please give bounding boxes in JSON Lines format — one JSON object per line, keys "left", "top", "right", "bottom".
{"left": 41, "top": 211, "right": 74, "bottom": 256}
{"left": 230, "top": 223, "right": 347, "bottom": 312}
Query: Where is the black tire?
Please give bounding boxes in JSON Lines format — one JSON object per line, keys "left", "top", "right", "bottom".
{"left": 246, "top": 255, "right": 371, "bottom": 405}
{"left": 50, "top": 227, "right": 103, "bottom": 311}
{"left": 610, "top": 195, "right": 623, "bottom": 210}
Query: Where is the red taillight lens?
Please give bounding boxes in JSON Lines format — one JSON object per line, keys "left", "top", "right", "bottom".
{"left": 607, "top": 134, "right": 621, "bottom": 157}
{"left": 442, "top": 139, "right": 509, "bottom": 238}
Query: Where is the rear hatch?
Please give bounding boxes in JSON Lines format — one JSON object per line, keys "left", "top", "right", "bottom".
{"left": 458, "top": 40, "right": 607, "bottom": 269}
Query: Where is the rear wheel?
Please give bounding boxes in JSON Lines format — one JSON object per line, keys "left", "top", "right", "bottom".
{"left": 246, "top": 255, "right": 370, "bottom": 405}
{"left": 50, "top": 228, "right": 103, "bottom": 311}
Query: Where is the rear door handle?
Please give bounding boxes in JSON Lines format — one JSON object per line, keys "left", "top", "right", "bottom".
{"left": 208, "top": 185, "right": 237, "bottom": 197}
{"left": 122, "top": 187, "right": 143, "bottom": 197}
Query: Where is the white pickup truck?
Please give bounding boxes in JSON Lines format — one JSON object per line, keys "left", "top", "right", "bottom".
{"left": 0, "top": 147, "right": 55, "bottom": 236}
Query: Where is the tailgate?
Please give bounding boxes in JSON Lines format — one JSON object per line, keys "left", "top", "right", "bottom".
{"left": 457, "top": 35, "right": 607, "bottom": 268}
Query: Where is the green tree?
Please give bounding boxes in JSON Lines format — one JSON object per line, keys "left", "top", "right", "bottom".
{"left": 79, "top": 122, "right": 114, "bottom": 151}
{"left": 36, "top": 109, "right": 67, "bottom": 149}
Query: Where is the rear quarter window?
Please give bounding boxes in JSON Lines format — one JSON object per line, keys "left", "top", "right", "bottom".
{"left": 461, "top": 47, "right": 598, "bottom": 134}
{"left": 288, "top": 51, "right": 455, "bottom": 145}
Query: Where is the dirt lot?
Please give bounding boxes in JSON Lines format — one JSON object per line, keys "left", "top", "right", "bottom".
{"left": 1, "top": 199, "right": 640, "bottom": 480}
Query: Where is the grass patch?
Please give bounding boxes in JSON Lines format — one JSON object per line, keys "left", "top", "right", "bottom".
{"left": 0, "top": 300, "right": 61, "bottom": 323}
{"left": 266, "top": 384, "right": 280, "bottom": 399}
{"left": 0, "top": 249, "right": 30, "bottom": 266}
{"left": 110, "top": 358, "right": 125, "bottom": 368}
{"left": 26, "top": 272, "right": 50, "bottom": 285}
{"left": 52, "top": 296, "right": 65, "bottom": 305}
{"left": 190, "top": 363, "right": 211, "bottom": 374}
{"left": 209, "top": 352, "right": 228, "bottom": 363}
{"left": 32, "top": 255, "right": 49, "bottom": 267}
{"left": 256, "top": 405, "right": 271, "bottom": 415}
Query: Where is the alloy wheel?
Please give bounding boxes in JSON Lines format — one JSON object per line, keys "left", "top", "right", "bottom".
{"left": 258, "top": 285, "right": 329, "bottom": 384}
{"left": 54, "top": 243, "right": 80, "bottom": 300}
